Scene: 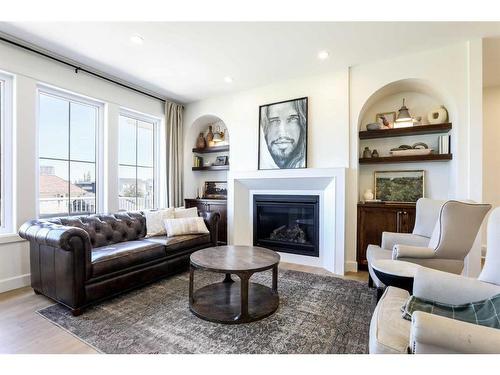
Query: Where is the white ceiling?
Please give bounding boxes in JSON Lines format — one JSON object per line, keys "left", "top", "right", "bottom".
{"left": 1, "top": 22, "right": 500, "bottom": 103}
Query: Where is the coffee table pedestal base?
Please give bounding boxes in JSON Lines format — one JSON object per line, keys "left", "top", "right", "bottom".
{"left": 190, "top": 281, "right": 279, "bottom": 324}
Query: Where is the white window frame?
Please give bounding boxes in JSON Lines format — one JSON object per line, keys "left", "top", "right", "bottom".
{"left": 36, "top": 85, "right": 104, "bottom": 218}
{"left": 0, "top": 71, "right": 14, "bottom": 234}
{"left": 118, "top": 108, "right": 160, "bottom": 211}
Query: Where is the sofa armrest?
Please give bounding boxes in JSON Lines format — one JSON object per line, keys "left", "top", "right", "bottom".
{"left": 392, "top": 245, "right": 435, "bottom": 260}
{"left": 198, "top": 211, "right": 220, "bottom": 246}
{"left": 381, "top": 232, "right": 429, "bottom": 251}
{"left": 19, "top": 220, "right": 91, "bottom": 251}
{"left": 413, "top": 267, "right": 500, "bottom": 304}
{"left": 410, "top": 311, "right": 500, "bottom": 354}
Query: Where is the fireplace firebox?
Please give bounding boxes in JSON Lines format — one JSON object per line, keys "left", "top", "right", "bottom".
{"left": 253, "top": 195, "right": 319, "bottom": 257}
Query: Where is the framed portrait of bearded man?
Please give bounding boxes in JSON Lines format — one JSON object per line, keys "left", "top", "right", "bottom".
{"left": 258, "top": 97, "right": 308, "bottom": 170}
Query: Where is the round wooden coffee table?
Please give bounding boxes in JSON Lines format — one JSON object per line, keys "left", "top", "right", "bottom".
{"left": 189, "top": 245, "right": 280, "bottom": 324}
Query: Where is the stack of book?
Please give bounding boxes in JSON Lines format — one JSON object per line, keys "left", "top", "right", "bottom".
{"left": 193, "top": 156, "right": 203, "bottom": 167}
{"left": 438, "top": 135, "right": 450, "bottom": 154}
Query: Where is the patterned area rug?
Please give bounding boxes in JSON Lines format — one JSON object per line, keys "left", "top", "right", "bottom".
{"left": 38, "top": 269, "right": 376, "bottom": 354}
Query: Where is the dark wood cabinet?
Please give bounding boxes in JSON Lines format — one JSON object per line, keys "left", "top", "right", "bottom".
{"left": 356, "top": 202, "right": 416, "bottom": 270}
{"left": 185, "top": 198, "right": 227, "bottom": 245}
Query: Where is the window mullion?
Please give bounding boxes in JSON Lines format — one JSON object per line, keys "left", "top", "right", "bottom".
{"left": 67, "top": 101, "right": 71, "bottom": 215}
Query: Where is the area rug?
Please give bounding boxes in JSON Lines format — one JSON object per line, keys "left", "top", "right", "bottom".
{"left": 37, "top": 269, "right": 376, "bottom": 354}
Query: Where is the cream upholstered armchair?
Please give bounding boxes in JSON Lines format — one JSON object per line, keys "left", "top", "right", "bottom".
{"left": 367, "top": 199, "right": 491, "bottom": 288}
{"left": 369, "top": 207, "right": 500, "bottom": 354}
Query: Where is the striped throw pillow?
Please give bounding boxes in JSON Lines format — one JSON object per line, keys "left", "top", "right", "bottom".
{"left": 163, "top": 217, "right": 209, "bottom": 237}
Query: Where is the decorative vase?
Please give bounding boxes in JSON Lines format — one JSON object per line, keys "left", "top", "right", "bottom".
{"left": 427, "top": 105, "right": 448, "bottom": 124}
{"left": 363, "top": 189, "right": 374, "bottom": 201}
{"left": 196, "top": 132, "right": 206, "bottom": 149}
{"left": 362, "top": 147, "right": 372, "bottom": 158}
{"left": 372, "top": 149, "right": 379, "bottom": 158}
{"left": 206, "top": 125, "right": 214, "bottom": 144}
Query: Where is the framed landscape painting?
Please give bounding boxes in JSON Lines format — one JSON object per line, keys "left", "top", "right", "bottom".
{"left": 374, "top": 170, "right": 425, "bottom": 203}
{"left": 258, "top": 97, "right": 308, "bottom": 170}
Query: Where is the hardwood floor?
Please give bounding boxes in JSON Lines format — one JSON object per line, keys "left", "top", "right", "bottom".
{"left": 0, "top": 264, "right": 369, "bottom": 354}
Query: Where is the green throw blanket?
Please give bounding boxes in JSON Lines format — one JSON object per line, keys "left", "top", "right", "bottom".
{"left": 401, "top": 294, "right": 500, "bottom": 329}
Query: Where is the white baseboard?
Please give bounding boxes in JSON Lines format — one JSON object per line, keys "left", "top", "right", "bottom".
{"left": 0, "top": 273, "right": 31, "bottom": 293}
{"left": 344, "top": 261, "right": 358, "bottom": 273}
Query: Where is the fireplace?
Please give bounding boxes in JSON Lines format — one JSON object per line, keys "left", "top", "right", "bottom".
{"left": 253, "top": 194, "right": 319, "bottom": 257}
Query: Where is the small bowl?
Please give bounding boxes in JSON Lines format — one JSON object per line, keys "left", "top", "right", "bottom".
{"left": 366, "top": 123, "right": 381, "bottom": 131}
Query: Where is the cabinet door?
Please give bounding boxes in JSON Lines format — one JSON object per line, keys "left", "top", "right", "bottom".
{"left": 357, "top": 205, "right": 416, "bottom": 270}
{"left": 397, "top": 210, "right": 416, "bottom": 233}
{"left": 207, "top": 203, "right": 227, "bottom": 244}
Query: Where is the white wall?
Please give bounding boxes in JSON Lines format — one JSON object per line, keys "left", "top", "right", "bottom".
{"left": 184, "top": 70, "right": 350, "bottom": 199}
{"left": 349, "top": 41, "right": 484, "bottom": 276}
{"left": 483, "top": 86, "right": 500, "bottom": 210}
{"left": 184, "top": 41, "right": 483, "bottom": 274}
{"left": 482, "top": 85, "right": 500, "bottom": 252}
{"left": 0, "top": 42, "right": 165, "bottom": 293}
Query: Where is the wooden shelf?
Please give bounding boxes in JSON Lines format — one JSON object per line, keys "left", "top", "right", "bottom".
{"left": 359, "top": 153, "right": 452, "bottom": 164}
{"left": 192, "top": 145, "right": 229, "bottom": 153}
{"left": 192, "top": 165, "right": 229, "bottom": 171}
{"left": 359, "top": 123, "right": 452, "bottom": 139}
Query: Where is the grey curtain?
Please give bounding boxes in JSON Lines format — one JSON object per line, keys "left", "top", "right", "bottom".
{"left": 166, "top": 101, "right": 184, "bottom": 207}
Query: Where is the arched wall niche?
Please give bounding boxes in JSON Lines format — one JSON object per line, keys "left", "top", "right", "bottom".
{"left": 356, "top": 78, "right": 455, "bottom": 202}
{"left": 186, "top": 113, "right": 230, "bottom": 199}
{"left": 357, "top": 78, "right": 457, "bottom": 131}
{"left": 189, "top": 114, "right": 230, "bottom": 147}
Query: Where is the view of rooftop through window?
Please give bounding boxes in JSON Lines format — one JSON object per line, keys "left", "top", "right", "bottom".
{"left": 38, "top": 92, "right": 98, "bottom": 217}
{"left": 118, "top": 114, "right": 155, "bottom": 211}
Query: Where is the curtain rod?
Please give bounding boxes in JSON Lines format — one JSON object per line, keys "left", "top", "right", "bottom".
{"left": 0, "top": 35, "right": 166, "bottom": 102}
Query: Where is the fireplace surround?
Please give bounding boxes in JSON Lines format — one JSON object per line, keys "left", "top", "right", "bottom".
{"left": 253, "top": 194, "right": 319, "bottom": 257}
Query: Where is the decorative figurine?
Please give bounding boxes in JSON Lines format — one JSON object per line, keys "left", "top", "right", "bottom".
{"left": 363, "top": 147, "right": 372, "bottom": 158}
{"left": 196, "top": 132, "right": 206, "bottom": 149}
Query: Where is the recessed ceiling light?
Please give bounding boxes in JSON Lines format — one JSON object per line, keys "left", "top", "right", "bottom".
{"left": 224, "top": 76, "right": 233, "bottom": 83}
{"left": 318, "top": 50, "right": 330, "bottom": 60}
{"left": 130, "top": 34, "right": 144, "bottom": 45}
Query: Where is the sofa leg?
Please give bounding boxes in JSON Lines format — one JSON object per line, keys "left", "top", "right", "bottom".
{"left": 368, "top": 274, "right": 374, "bottom": 288}
{"left": 34, "top": 289, "right": 42, "bottom": 295}
{"left": 71, "top": 308, "right": 83, "bottom": 317}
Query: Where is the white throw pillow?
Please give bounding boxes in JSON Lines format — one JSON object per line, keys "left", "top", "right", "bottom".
{"left": 174, "top": 206, "right": 198, "bottom": 218}
{"left": 163, "top": 217, "right": 209, "bottom": 237}
{"left": 145, "top": 208, "right": 175, "bottom": 237}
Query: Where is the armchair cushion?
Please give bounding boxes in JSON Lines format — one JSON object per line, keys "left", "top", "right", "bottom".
{"left": 392, "top": 245, "right": 435, "bottom": 259}
{"left": 411, "top": 311, "right": 500, "bottom": 354}
{"left": 413, "top": 267, "right": 500, "bottom": 305}
{"left": 369, "top": 287, "right": 411, "bottom": 354}
{"left": 381, "top": 232, "right": 429, "bottom": 251}
{"left": 402, "top": 294, "right": 500, "bottom": 329}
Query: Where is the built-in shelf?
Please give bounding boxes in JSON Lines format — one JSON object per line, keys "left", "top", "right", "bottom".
{"left": 192, "top": 145, "right": 230, "bottom": 153}
{"left": 359, "top": 123, "right": 452, "bottom": 140}
{"left": 359, "top": 153, "right": 453, "bottom": 164}
{"left": 192, "top": 165, "right": 229, "bottom": 171}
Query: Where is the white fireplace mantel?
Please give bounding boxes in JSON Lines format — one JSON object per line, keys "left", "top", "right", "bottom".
{"left": 227, "top": 168, "right": 346, "bottom": 275}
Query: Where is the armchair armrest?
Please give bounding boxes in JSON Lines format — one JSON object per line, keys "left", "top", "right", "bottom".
{"left": 410, "top": 311, "right": 500, "bottom": 354}
{"left": 198, "top": 211, "right": 220, "bottom": 246}
{"left": 413, "top": 267, "right": 500, "bottom": 304}
{"left": 392, "top": 245, "right": 435, "bottom": 260}
{"left": 381, "top": 232, "right": 429, "bottom": 251}
{"left": 19, "top": 220, "right": 91, "bottom": 251}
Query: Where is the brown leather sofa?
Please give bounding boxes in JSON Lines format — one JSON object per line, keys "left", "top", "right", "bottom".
{"left": 19, "top": 210, "right": 219, "bottom": 316}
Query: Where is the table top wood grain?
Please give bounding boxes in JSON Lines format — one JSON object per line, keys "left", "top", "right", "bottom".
{"left": 190, "top": 245, "right": 280, "bottom": 273}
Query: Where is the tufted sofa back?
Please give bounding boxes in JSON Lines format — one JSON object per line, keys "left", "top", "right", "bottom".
{"left": 47, "top": 211, "right": 146, "bottom": 249}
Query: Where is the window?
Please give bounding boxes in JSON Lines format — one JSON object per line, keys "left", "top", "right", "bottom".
{"left": 0, "top": 72, "right": 13, "bottom": 233}
{"left": 38, "top": 88, "right": 102, "bottom": 218}
{"left": 118, "top": 111, "right": 157, "bottom": 211}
